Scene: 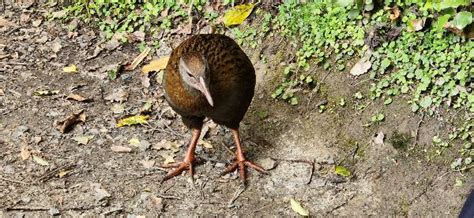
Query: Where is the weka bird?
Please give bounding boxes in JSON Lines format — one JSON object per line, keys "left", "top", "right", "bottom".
{"left": 162, "top": 34, "right": 266, "bottom": 182}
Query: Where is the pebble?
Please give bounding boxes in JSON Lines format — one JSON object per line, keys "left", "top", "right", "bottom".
{"left": 259, "top": 157, "right": 277, "bottom": 170}
{"left": 48, "top": 207, "right": 60, "bottom": 216}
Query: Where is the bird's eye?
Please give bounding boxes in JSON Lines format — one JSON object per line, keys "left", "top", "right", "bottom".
{"left": 187, "top": 72, "right": 195, "bottom": 78}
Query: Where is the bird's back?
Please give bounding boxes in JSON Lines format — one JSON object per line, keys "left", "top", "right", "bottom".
{"left": 164, "top": 34, "right": 256, "bottom": 129}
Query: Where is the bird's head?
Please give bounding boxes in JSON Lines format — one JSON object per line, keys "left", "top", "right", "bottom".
{"left": 178, "top": 53, "right": 213, "bottom": 106}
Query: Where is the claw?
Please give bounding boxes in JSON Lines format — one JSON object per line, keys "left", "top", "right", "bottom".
{"left": 161, "top": 161, "right": 194, "bottom": 182}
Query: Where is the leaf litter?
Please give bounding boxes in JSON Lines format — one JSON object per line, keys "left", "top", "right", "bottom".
{"left": 290, "top": 198, "right": 309, "bottom": 216}
{"left": 142, "top": 56, "right": 169, "bottom": 74}
{"left": 125, "top": 47, "right": 151, "bottom": 71}
{"left": 116, "top": 115, "right": 149, "bottom": 127}
{"left": 55, "top": 109, "right": 86, "bottom": 133}
{"left": 223, "top": 3, "right": 256, "bottom": 27}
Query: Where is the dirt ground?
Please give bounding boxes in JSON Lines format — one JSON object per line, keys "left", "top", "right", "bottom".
{"left": 1, "top": 6, "right": 472, "bottom": 216}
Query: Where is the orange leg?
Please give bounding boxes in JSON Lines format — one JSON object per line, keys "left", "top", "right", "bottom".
{"left": 221, "top": 128, "right": 267, "bottom": 181}
{"left": 161, "top": 128, "right": 201, "bottom": 182}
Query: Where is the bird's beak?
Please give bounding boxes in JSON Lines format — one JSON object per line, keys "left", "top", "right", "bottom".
{"left": 198, "top": 77, "right": 214, "bottom": 107}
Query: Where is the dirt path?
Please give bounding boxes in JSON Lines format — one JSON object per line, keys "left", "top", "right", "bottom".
{"left": 1, "top": 7, "right": 472, "bottom": 216}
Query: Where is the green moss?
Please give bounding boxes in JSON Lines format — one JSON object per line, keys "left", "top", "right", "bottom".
{"left": 390, "top": 131, "right": 412, "bottom": 150}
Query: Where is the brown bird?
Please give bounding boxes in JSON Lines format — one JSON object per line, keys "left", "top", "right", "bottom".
{"left": 162, "top": 34, "right": 266, "bottom": 182}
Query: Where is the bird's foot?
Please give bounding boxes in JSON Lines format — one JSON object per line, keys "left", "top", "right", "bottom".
{"left": 221, "top": 159, "right": 268, "bottom": 182}
{"left": 161, "top": 159, "right": 195, "bottom": 182}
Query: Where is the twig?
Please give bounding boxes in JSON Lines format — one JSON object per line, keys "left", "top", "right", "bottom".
{"left": 101, "top": 207, "right": 123, "bottom": 215}
{"left": 156, "top": 193, "right": 181, "bottom": 200}
{"left": 0, "top": 176, "right": 29, "bottom": 185}
{"left": 220, "top": 141, "right": 235, "bottom": 156}
{"left": 308, "top": 70, "right": 331, "bottom": 106}
{"left": 37, "top": 163, "right": 76, "bottom": 182}
{"left": 0, "top": 61, "right": 28, "bottom": 66}
{"left": 227, "top": 184, "right": 246, "bottom": 207}
{"left": 252, "top": 204, "right": 270, "bottom": 214}
{"left": 412, "top": 113, "right": 425, "bottom": 149}
{"left": 409, "top": 170, "right": 450, "bottom": 205}
{"left": 5, "top": 206, "right": 49, "bottom": 211}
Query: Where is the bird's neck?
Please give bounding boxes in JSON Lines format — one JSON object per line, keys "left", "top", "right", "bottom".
{"left": 182, "top": 79, "right": 203, "bottom": 98}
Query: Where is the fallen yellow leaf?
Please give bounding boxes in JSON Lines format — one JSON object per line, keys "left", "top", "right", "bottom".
{"left": 63, "top": 64, "right": 78, "bottom": 73}
{"left": 290, "top": 198, "right": 309, "bottom": 216}
{"left": 58, "top": 170, "right": 71, "bottom": 178}
{"left": 142, "top": 56, "right": 170, "bottom": 74}
{"left": 72, "top": 135, "right": 94, "bottom": 145}
{"left": 116, "top": 115, "right": 149, "bottom": 127}
{"left": 111, "top": 145, "right": 133, "bottom": 153}
{"left": 126, "top": 47, "right": 151, "bottom": 71}
{"left": 199, "top": 140, "right": 213, "bottom": 149}
{"left": 32, "top": 155, "right": 49, "bottom": 166}
{"left": 129, "top": 138, "right": 141, "bottom": 146}
{"left": 223, "top": 3, "right": 256, "bottom": 27}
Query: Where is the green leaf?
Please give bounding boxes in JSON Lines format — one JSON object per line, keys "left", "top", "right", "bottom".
{"left": 419, "top": 96, "right": 433, "bottom": 108}
{"left": 452, "top": 11, "right": 473, "bottom": 30}
{"left": 290, "top": 97, "right": 298, "bottom": 105}
{"left": 290, "top": 198, "right": 309, "bottom": 216}
{"left": 381, "top": 58, "right": 391, "bottom": 70}
{"left": 223, "top": 3, "right": 255, "bottom": 27}
{"left": 434, "top": 14, "right": 451, "bottom": 31}
{"left": 439, "top": 0, "right": 470, "bottom": 10}
{"left": 335, "top": 0, "right": 354, "bottom": 7}
{"left": 384, "top": 98, "right": 393, "bottom": 105}
{"left": 335, "top": 165, "right": 351, "bottom": 177}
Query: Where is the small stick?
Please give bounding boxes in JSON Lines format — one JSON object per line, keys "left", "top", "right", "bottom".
{"left": 227, "top": 183, "right": 246, "bottom": 207}
{"left": 156, "top": 193, "right": 181, "bottom": 200}
{"left": 38, "top": 163, "right": 75, "bottom": 182}
{"left": 0, "top": 61, "right": 28, "bottom": 66}
{"left": 5, "top": 206, "right": 49, "bottom": 211}
{"left": 412, "top": 113, "right": 424, "bottom": 149}
{"left": 0, "top": 176, "right": 29, "bottom": 185}
{"left": 101, "top": 208, "right": 123, "bottom": 215}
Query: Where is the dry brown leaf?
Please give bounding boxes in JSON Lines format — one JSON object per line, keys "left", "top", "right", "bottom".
{"left": 32, "top": 19, "right": 42, "bottom": 27}
{"left": 20, "top": 146, "right": 31, "bottom": 160}
{"left": 33, "top": 136, "right": 42, "bottom": 144}
{"left": 66, "top": 93, "right": 91, "bottom": 102}
{"left": 159, "top": 151, "right": 176, "bottom": 164}
{"left": 55, "top": 109, "right": 86, "bottom": 133}
{"left": 0, "top": 17, "right": 13, "bottom": 27}
{"left": 408, "top": 18, "right": 425, "bottom": 32}
{"left": 374, "top": 132, "right": 385, "bottom": 145}
{"left": 153, "top": 139, "right": 182, "bottom": 152}
{"left": 148, "top": 196, "right": 163, "bottom": 210}
{"left": 104, "top": 88, "right": 128, "bottom": 102}
{"left": 111, "top": 145, "right": 132, "bottom": 153}
{"left": 350, "top": 51, "right": 372, "bottom": 76}
{"left": 389, "top": 6, "right": 400, "bottom": 21}
{"left": 0, "top": 88, "right": 4, "bottom": 96}
{"left": 125, "top": 47, "right": 151, "bottom": 71}
{"left": 142, "top": 56, "right": 170, "bottom": 74}
{"left": 444, "top": 22, "right": 474, "bottom": 39}
{"left": 140, "top": 160, "right": 155, "bottom": 169}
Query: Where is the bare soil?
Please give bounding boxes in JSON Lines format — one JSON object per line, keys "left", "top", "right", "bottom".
{"left": 1, "top": 6, "right": 472, "bottom": 216}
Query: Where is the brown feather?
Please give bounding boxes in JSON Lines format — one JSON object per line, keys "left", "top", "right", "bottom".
{"left": 163, "top": 34, "right": 255, "bottom": 129}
